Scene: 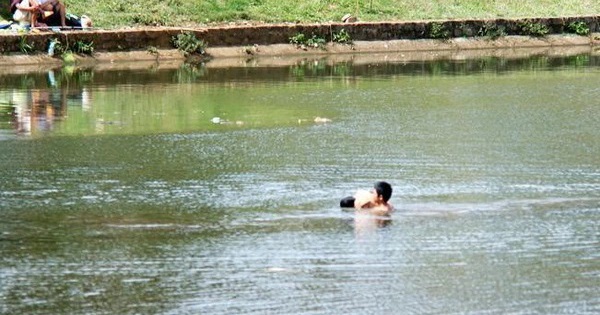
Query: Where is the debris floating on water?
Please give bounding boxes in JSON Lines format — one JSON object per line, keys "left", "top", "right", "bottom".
{"left": 314, "top": 117, "right": 332, "bottom": 123}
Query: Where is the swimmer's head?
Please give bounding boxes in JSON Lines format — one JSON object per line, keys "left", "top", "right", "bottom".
{"left": 374, "top": 181, "right": 392, "bottom": 202}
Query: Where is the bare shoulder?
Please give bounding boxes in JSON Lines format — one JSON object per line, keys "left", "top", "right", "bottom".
{"left": 367, "top": 204, "right": 393, "bottom": 217}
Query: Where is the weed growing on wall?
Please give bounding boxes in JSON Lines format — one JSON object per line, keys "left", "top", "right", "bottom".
{"left": 147, "top": 46, "right": 159, "bottom": 55}
{"left": 289, "top": 33, "right": 307, "bottom": 45}
{"left": 567, "top": 21, "right": 590, "bottom": 35}
{"left": 47, "top": 38, "right": 94, "bottom": 57}
{"left": 332, "top": 29, "right": 352, "bottom": 44}
{"left": 172, "top": 31, "right": 207, "bottom": 56}
{"left": 73, "top": 40, "right": 94, "bottom": 55}
{"left": 429, "top": 22, "right": 450, "bottom": 39}
{"left": 306, "top": 35, "right": 326, "bottom": 49}
{"left": 18, "top": 36, "right": 35, "bottom": 54}
{"left": 289, "top": 29, "right": 350, "bottom": 50}
{"left": 519, "top": 22, "right": 549, "bottom": 37}
{"left": 289, "top": 33, "right": 327, "bottom": 49}
{"left": 478, "top": 21, "right": 507, "bottom": 39}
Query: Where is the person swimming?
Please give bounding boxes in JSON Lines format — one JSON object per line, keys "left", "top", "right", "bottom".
{"left": 340, "top": 181, "right": 394, "bottom": 216}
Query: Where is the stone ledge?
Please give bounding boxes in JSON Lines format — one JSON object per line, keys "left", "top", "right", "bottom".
{"left": 0, "top": 16, "right": 598, "bottom": 66}
{"left": 1, "top": 16, "right": 599, "bottom": 52}
{"left": 1, "top": 35, "right": 599, "bottom": 72}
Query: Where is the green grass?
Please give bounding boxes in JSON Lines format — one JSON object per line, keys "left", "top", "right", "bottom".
{"left": 1, "top": 0, "right": 600, "bottom": 28}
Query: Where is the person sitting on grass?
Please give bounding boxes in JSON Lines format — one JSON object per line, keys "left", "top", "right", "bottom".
{"left": 33, "top": 0, "right": 67, "bottom": 28}
{"left": 10, "top": 0, "right": 37, "bottom": 27}
{"left": 11, "top": 0, "right": 90, "bottom": 29}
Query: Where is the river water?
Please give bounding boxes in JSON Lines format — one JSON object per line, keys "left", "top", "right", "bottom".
{"left": 0, "top": 55, "right": 599, "bottom": 314}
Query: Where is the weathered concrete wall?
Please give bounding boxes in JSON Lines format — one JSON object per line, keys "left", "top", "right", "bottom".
{"left": 0, "top": 16, "right": 598, "bottom": 54}
{"left": 0, "top": 29, "right": 185, "bottom": 53}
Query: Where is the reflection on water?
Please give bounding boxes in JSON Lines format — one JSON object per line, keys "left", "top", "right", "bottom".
{"left": 1, "top": 54, "right": 599, "bottom": 138}
{"left": 8, "top": 86, "right": 87, "bottom": 136}
{"left": 0, "top": 69, "right": 91, "bottom": 139}
{"left": 0, "top": 54, "right": 599, "bottom": 315}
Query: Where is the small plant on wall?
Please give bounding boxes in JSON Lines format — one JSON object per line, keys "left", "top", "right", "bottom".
{"left": 478, "top": 21, "right": 507, "bottom": 39}
{"left": 73, "top": 40, "right": 94, "bottom": 55}
{"left": 429, "top": 22, "right": 450, "bottom": 39}
{"left": 47, "top": 38, "right": 94, "bottom": 57}
{"left": 172, "top": 31, "right": 207, "bottom": 56}
{"left": 18, "top": 36, "right": 35, "bottom": 54}
{"left": 519, "top": 22, "right": 549, "bottom": 37}
{"left": 567, "top": 21, "right": 590, "bottom": 36}
{"left": 332, "top": 29, "right": 352, "bottom": 44}
{"left": 289, "top": 33, "right": 307, "bottom": 46}
{"left": 289, "top": 33, "right": 327, "bottom": 49}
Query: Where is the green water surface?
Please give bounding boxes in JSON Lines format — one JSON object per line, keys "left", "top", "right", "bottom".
{"left": 0, "top": 55, "right": 599, "bottom": 314}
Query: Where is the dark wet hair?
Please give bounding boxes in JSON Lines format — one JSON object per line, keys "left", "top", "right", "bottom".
{"left": 374, "top": 181, "right": 392, "bottom": 202}
{"left": 340, "top": 196, "right": 355, "bottom": 208}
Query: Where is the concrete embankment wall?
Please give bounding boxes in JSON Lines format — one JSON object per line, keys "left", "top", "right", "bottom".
{"left": 0, "top": 16, "right": 599, "bottom": 57}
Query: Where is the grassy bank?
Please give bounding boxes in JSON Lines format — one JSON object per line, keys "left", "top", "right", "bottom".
{"left": 2, "top": 0, "right": 600, "bottom": 29}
